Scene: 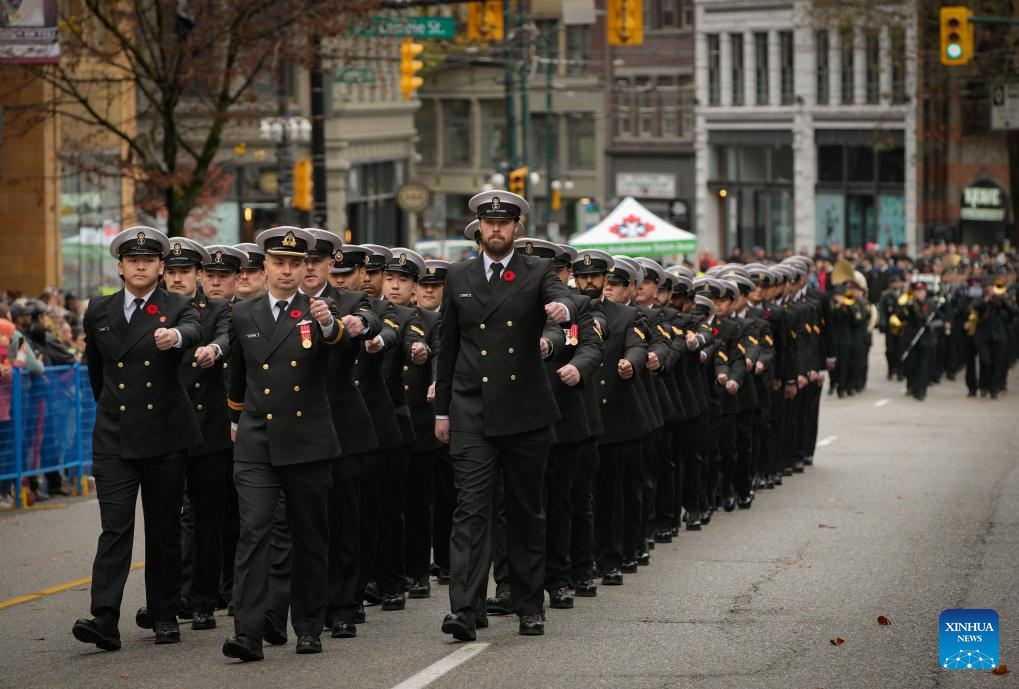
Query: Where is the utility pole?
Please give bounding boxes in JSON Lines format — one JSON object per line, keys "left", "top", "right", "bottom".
{"left": 276, "top": 61, "right": 294, "bottom": 225}
{"left": 310, "top": 35, "right": 329, "bottom": 228}
{"left": 504, "top": 0, "right": 518, "bottom": 170}
{"left": 544, "top": 27, "right": 555, "bottom": 230}
{"left": 520, "top": 0, "right": 532, "bottom": 199}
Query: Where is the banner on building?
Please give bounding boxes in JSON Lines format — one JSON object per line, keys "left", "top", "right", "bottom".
{"left": 0, "top": 0, "right": 59, "bottom": 64}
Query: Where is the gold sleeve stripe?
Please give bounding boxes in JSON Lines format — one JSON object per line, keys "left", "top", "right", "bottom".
{"left": 737, "top": 343, "right": 746, "bottom": 354}
{"left": 717, "top": 351, "right": 729, "bottom": 362}
{"left": 384, "top": 318, "right": 400, "bottom": 329}
{"left": 410, "top": 325, "right": 425, "bottom": 336}
{"left": 657, "top": 324, "right": 672, "bottom": 339}
{"left": 672, "top": 325, "right": 684, "bottom": 336}
{"left": 748, "top": 336, "right": 759, "bottom": 345}
{"left": 765, "top": 335, "right": 774, "bottom": 345}
{"left": 325, "top": 320, "right": 345, "bottom": 345}
{"left": 227, "top": 399, "right": 245, "bottom": 411}
{"left": 633, "top": 327, "right": 646, "bottom": 341}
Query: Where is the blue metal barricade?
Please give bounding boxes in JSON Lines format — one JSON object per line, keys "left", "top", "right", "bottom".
{"left": 0, "top": 364, "right": 97, "bottom": 509}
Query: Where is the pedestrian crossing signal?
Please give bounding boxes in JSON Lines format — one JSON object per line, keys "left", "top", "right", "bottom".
{"left": 293, "top": 159, "right": 312, "bottom": 211}
{"left": 401, "top": 38, "right": 425, "bottom": 100}
{"left": 940, "top": 7, "right": 973, "bottom": 66}
{"left": 607, "top": 0, "right": 643, "bottom": 46}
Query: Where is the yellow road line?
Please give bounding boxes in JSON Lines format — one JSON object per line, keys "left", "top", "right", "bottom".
{"left": 0, "top": 561, "right": 144, "bottom": 611}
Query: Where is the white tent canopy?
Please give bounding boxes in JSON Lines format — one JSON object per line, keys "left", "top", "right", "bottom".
{"left": 570, "top": 197, "right": 696, "bottom": 256}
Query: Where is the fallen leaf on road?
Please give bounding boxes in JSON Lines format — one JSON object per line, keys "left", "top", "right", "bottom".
{"left": 830, "top": 637, "right": 845, "bottom": 646}
{"left": 818, "top": 524, "right": 837, "bottom": 529}
{"left": 32, "top": 637, "right": 45, "bottom": 641}
{"left": 896, "top": 496, "right": 906, "bottom": 500}
{"left": 118, "top": 675, "right": 129, "bottom": 680}
{"left": 877, "top": 616, "right": 891, "bottom": 625}
{"left": 992, "top": 664, "right": 1009, "bottom": 675}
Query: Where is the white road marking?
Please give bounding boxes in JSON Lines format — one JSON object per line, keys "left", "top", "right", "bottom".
{"left": 817, "top": 435, "right": 838, "bottom": 447}
{"left": 874, "top": 398, "right": 890, "bottom": 408}
{"left": 391, "top": 643, "right": 489, "bottom": 689}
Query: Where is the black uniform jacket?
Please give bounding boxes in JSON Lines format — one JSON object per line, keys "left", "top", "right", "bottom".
{"left": 595, "top": 299, "right": 649, "bottom": 446}
{"left": 181, "top": 296, "right": 232, "bottom": 457}
{"left": 84, "top": 287, "right": 203, "bottom": 459}
{"left": 228, "top": 291, "right": 344, "bottom": 466}
{"left": 546, "top": 292, "right": 605, "bottom": 445}
{"left": 435, "top": 252, "right": 572, "bottom": 436}
{"left": 354, "top": 298, "right": 402, "bottom": 449}
{"left": 407, "top": 306, "right": 442, "bottom": 453}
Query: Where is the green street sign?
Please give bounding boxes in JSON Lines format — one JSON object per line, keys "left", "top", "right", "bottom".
{"left": 355, "top": 16, "right": 456, "bottom": 39}
{"left": 334, "top": 67, "right": 375, "bottom": 84}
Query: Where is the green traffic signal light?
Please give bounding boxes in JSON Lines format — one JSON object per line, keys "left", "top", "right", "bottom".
{"left": 946, "top": 42, "right": 963, "bottom": 60}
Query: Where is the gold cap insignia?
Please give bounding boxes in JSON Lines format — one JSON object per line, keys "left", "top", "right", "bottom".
{"left": 525, "top": 242, "right": 533, "bottom": 255}
{"left": 214, "top": 251, "right": 223, "bottom": 264}
{"left": 363, "top": 255, "right": 371, "bottom": 265}
{"left": 583, "top": 254, "right": 592, "bottom": 266}
{"left": 491, "top": 196, "right": 501, "bottom": 210}
{"left": 428, "top": 266, "right": 436, "bottom": 274}
{"left": 281, "top": 231, "right": 297, "bottom": 248}
{"left": 335, "top": 250, "right": 343, "bottom": 262}
{"left": 399, "top": 253, "right": 407, "bottom": 265}
{"left": 172, "top": 243, "right": 182, "bottom": 256}
{"left": 136, "top": 232, "right": 146, "bottom": 246}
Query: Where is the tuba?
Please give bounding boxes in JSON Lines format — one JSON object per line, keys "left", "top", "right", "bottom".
{"left": 831, "top": 258, "right": 855, "bottom": 287}
{"left": 888, "top": 313, "right": 904, "bottom": 336}
{"left": 965, "top": 308, "right": 979, "bottom": 337}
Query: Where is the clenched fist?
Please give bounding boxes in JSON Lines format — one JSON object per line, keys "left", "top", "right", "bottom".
{"left": 154, "top": 328, "right": 178, "bottom": 351}
{"left": 365, "top": 335, "right": 384, "bottom": 354}
{"left": 618, "top": 359, "right": 634, "bottom": 380}
{"left": 545, "top": 302, "right": 569, "bottom": 323}
{"left": 558, "top": 363, "right": 581, "bottom": 386}
{"left": 410, "top": 341, "right": 429, "bottom": 365}
{"left": 341, "top": 314, "right": 365, "bottom": 338}
{"left": 309, "top": 298, "right": 332, "bottom": 327}
{"left": 648, "top": 351, "right": 661, "bottom": 372}
{"left": 194, "top": 345, "right": 217, "bottom": 369}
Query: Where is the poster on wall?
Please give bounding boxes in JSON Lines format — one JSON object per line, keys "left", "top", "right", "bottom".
{"left": 877, "top": 195, "right": 905, "bottom": 248}
{"left": 815, "top": 193, "right": 845, "bottom": 247}
{"left": 0, "top": 0, "right": 59, "bottom": 64}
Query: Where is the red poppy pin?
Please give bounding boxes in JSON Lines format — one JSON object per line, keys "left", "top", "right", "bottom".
{"left": 503, "top": 270, "right": 516, "bottom": 282}
{"left": 146, "top": 304, "right": 159, "bottom": 315}
{"left": 290, "top": 309, "right": 302, "bottom": 319}
{"left": 712, "top": 327, "right": 719, "bottom": 336}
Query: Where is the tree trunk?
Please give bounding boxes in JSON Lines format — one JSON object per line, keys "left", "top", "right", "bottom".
{"left": 1008, "top": 130, "right": 1019, "bottom": 247}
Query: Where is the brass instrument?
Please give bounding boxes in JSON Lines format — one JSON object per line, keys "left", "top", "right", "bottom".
{"left": 897, "top": 289, "right": 913, "bottom": 306}
{"left": 831, "top": 258, "right": 855, "bottom": 286}
{"left": 888, "top": 313, "right": 904, "bottom": 336}
{"left": 992, "top": 278, "right": 1007, "bottom": 296}
{"left": 965, "top": 308, "right": 979, "bottom": 337}
{"left": 843, "top": 289, "right": 857, "bottom": 306}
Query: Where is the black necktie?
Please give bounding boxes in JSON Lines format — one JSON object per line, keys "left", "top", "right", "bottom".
{"left": 129, "top": 297, "right": 144, "bottom": 323}
{"left": 275, "top": 300, "right": 289, "bottom": 324}
{"left": 489, "top": 262, "right": 503, "bottom": 289}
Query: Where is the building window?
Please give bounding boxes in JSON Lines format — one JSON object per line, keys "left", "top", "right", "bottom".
{"left": 648, "top": 0, "right": 693, "bottom": 29}
{"left": 731, "top": 33, "right": 744, "bottom": 106}
{"left": 707, "top": 33, "right": 720, "bottom": 106}
{"left": 865, "top": 30, "right": 880, "bottom": 104}
{"left": 616, "top": 78, "right": 633, "bottom": 137}
{"left": 530, "top": 113, "right": 557, "bottom": 173}
{"left": 840, "top": 27, "right": 855, "bottom": 105}
{"left": 637, "top": 76, "right": 654, "bottom": 137}
{"left": 566, "top": 25, "right": 589, "bottom": 75}
{"left": 816, "top": 30, "right": 830, "bottom": 105}
{"left": 780, "top": 31, "right": 794, "bottom": 105}
{"left": 415, "top": 99, "right": 437, "bottom": 166}
{"left": 479, "top": 100, "right": 507, "bottom": 170}
{"left": 567, "top": 112, "right": 596, "bottom": 170}
{"left": 890, "top": 28, "right": 907, "bottom": 104}
{"left": 755, "top": 32, "right": 769, "bottom": 105}
{"left": 442, "top": 99, "right": 472, "bottom": 167}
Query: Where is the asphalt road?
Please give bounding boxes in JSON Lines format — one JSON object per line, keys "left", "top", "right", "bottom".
{"left": 1, "top": 349, "right": 1017, "bottom": 689}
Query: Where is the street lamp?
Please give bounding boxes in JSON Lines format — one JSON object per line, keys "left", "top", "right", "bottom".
{"left": 260, "top": 115, "right": 311, "bottom": 223}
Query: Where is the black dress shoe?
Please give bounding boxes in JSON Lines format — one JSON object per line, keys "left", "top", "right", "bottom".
{"left": 621, "top": 560, "right": 638, "bottom": 573}
{"left": 215, "top": 595, "right": 229, "bottom": 610}
{"left": 574, "top": 578, "right": 597, "bottom": 597}
{"left": 671, "top": 525, "right": 680, "bottom": 537}
{"left": 436, "top": 568, "right": 451, "bottom": 585}
{"left": 295, "top": 635, "right": 322, "bottom": 654}
{"left": 192, "top": 610, "right": 216, "bottom": 630}
{"left": 441, "top": 613, "right": 476, "bottom": 642}
{"left": 737, "top": 495, "right": 753, "bottom": 510}
{"left": 381, "top": 593, "right": 406, "bottom": 611}
{"left": 685, "top": 517, "right": 702, "bottom": 531}
{"left": 154, "top": 620, "right": 181, "bottom": 644}
{"left": 803, "top": 456, "right": 814, "bottom": 466}
{"left": 792, "top": 461, "right": 805, "bottom": 473}
{"left": 518, "top": 614, "right": 544, "bottom": 636}
{"left": 782, "top": 466, "right": 793, "bottom": 476}
{"left": 722, "top": 496, "right": 736, "bottom": 512}
{"left": 354, "top": 605, "right": 366, "bottom": 624}
{"left": 764, "top": 477, "right": 775, "bottom": 489}
{"left": 549, "top": 586, "right": 574, "bottom": 609}
{"left": 408, "top": 577, "right": 431, "bottom": 599}
{"left": 967, "top": 390, "right": 977, "bottom": 397}
{"left": 135, "top": 606, "right": 153, "bottom": 630}
{"left": 263, "top": 618, "right": 288, "bottom": 645}
{"left": 654, "top": 530, "right": 673, "bottom": 544}
{"left": 227, "top": 602, "right": 235, "bottom": 617}
{"left": 646, "top": 538, "right": 655, "bottom": 550}
{"left": 636, "top": 551, "right": 651, "bottom": 566}
{"left": 363, "top": 581, "right": 382, "bottom": 606}
{"left": 601, "top": 569, "right": 623, "bottom": 586}
{"left": 476, "top": 613, "right": 489, "bottom": 629}
{"left": 223, "top": 634, "right": 263, "bottom": 662}
{"left": 486, "top": 591, "right": 512, "bottom": 615}
{"left": 72, "top": 617, "right": 121, "bottom": 651}
{"left": 773, "top": 473, "right": 783, "bottom": 486}
{"left": 331, "top": 621, "right": 357, "bottom": 639}
{"left": 429, "top": 562, "right": 441, "bottom": 577}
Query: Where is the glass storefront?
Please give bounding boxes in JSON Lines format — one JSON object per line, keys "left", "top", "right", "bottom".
{"left": 59, "top": 153, "right": 123, "bottom": 297}
{"left": 709, "top": 143, "right": 794, "bottom": 254}
{"left": 346, "top": 160, "right": 406, "bottom": 247}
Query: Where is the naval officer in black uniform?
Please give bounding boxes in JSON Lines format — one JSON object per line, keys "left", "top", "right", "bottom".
{"left": 223, "top": 227, "right": 345, "bottom": 661}
{"left": 73, "top": 226, "right": 203, "bottom": 651}
{"left": 435, "top": 190, "right": 572, "bottom": 641}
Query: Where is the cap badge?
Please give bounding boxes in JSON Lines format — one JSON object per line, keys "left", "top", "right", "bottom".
{"left": 525, "top": 242, "right": 533, "bottom": 255}
{"left": 363, "top": 255, "right": 371, "bottom": 265}
{"left": 335, "top": 250, "right": 343, "bottom": 262}
{"left": 491, "top": 196, "right": 501, "bottom": 210}
{"left": 399, "top": 253, "right": 407, "bottom": 265}
{"left": 214, "top": 251, "right": 224, "bottom": 264}
{"left": 428, "top": 266, "right": 436, "bottom": 274}
{"left": 172, "top": 243, "right": 182, "bottom": 256}
{"left": 136, "top": 232, "right": 146, "bottom": 246}
{"left": 583, "top": 254, "right": 592, "bottom": 267}
{"left": 282, "top": 231, "right": 297, "bottom": 248}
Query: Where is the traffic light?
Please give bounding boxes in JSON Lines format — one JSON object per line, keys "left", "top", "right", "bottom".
{"left": 293, "top": 159, "right": 312, "bottom": 211}
{"left": 400, "top": 37, "right": 425, "bottom": 100}
{"left": 607, "top": 0, "right": 643, "bottom": 46}
{"left": 466, "top": 1, "right": 504, "bottom": 42}
{"left": 940, "top": 6, "right": 973, "bottom": 66}
{"left": 509, "top": 166, "right": 528, "bottom": 196}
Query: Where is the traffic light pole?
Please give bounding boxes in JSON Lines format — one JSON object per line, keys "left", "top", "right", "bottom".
{"left": 310, "top": 35, "right": 329, "bottom": 227}
{"left": 276, "top": 62, "right": 294, "bottom": 226}
{"left": 520, "top": 1, "right": 532, "bottom": 200}
{"left": 544, "top": 29, "right": 554, "bottom": 231}
{"left": 504, "top": 0, "right": 518, "bottom": 171}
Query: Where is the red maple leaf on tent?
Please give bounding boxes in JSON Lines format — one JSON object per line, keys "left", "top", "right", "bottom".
{"left": 609, "top": 214, "right": 655, "bottom": 239}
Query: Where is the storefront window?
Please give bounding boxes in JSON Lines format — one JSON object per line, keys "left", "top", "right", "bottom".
{"left": 442, "top": 100, "right": 472, "bottom": 167}
{"left": 818, "top": 145, "right": 843, "bottom": 182}
{"left": 415, "top": 99, "right": 437, "bottom": 166}
{"left": 60, "top": 152, "right": 123, "bottom": 296}
{"left": 480, "top": 100, "right": 507, "bottom": 170}
{"left": 847, "top": 145, "right": 874, "bottom": 182}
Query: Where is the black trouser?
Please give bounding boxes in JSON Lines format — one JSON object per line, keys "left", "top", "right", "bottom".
{"left": 544, "top": 440, "right": 583, "bottom": 593}
{"left": 979, "top": 340, "right": 1007, "bottom": 394}
{"left": 448, "top": 428, "right": 551, "bottom": 621}
{"left": 905, "top": 345, "right": 932, "bottom": 399}
{"left": 834, "top": 343, "right": 852, "bottom": 394}
{"left": 677, "top": 417, "right": 703, "bottom": 519}
{"left": 803, "top": 382, "right": 821, "bottom": 458}
{"left": 704, "top": 412, "right": 722, "bottom": 508}
{"left": 639, "top": 429, "right": 661, "bottom": 545}
{"left": 717, "top": 414, "right": 738, "bottom": 501}
{"left": 964, "top": 338, "right": 979, "bottom": 393}
{"left": 594, "top": 439, "right": 638, "bottom": 572}
{"left": 373, "top": 446, "right": 410, "bottom": 596}
{"left": 179, "top": 491, "right": 195, "bottom": 604}
{"left": 885, "top": 332, "right": 902, "bottom": 377}
{"left": 623, "top": 435, "right": 648, "bottom": 561}
{"left": 656, "top": 424, "right": 678, "bottom": 530}
{"left": 751, "top": 406, "right": 767, "bottom": 482}
{"left": 326, "top": 454, "right": 361, "bottom": 626}
{"left": 404, "top": 449, "right": 437, "bottom": 582}
{"left": 431, "top": 448, "right": 456, "bottom": 572}
{"left": 766, "top": 388, "right": 785, "bottom": 476}
{"left": 90, "top": 452, "right": 186, "bottom": 624}
{"left": 569, "top": 437, "right": 600, "bottom": 583}
{"left": 733, "top": 410, "right": 754, "bottom": 499}
{"left": 355, "top": 452, "right": 380, "bottom": 603}
{"left": 219, "top": 460, "right": 240, "bottom": 606}
{"left": 184, "top": 450, "right": 232, "bottom": 611}
{"left": 781, "top": 395, "right": 798, "bottom": 471}
{"left": 232, "top": 459, "right": 331, "bottom": 641}
{"left": 264, "top": 491, "right": 291, "bottom": 633}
